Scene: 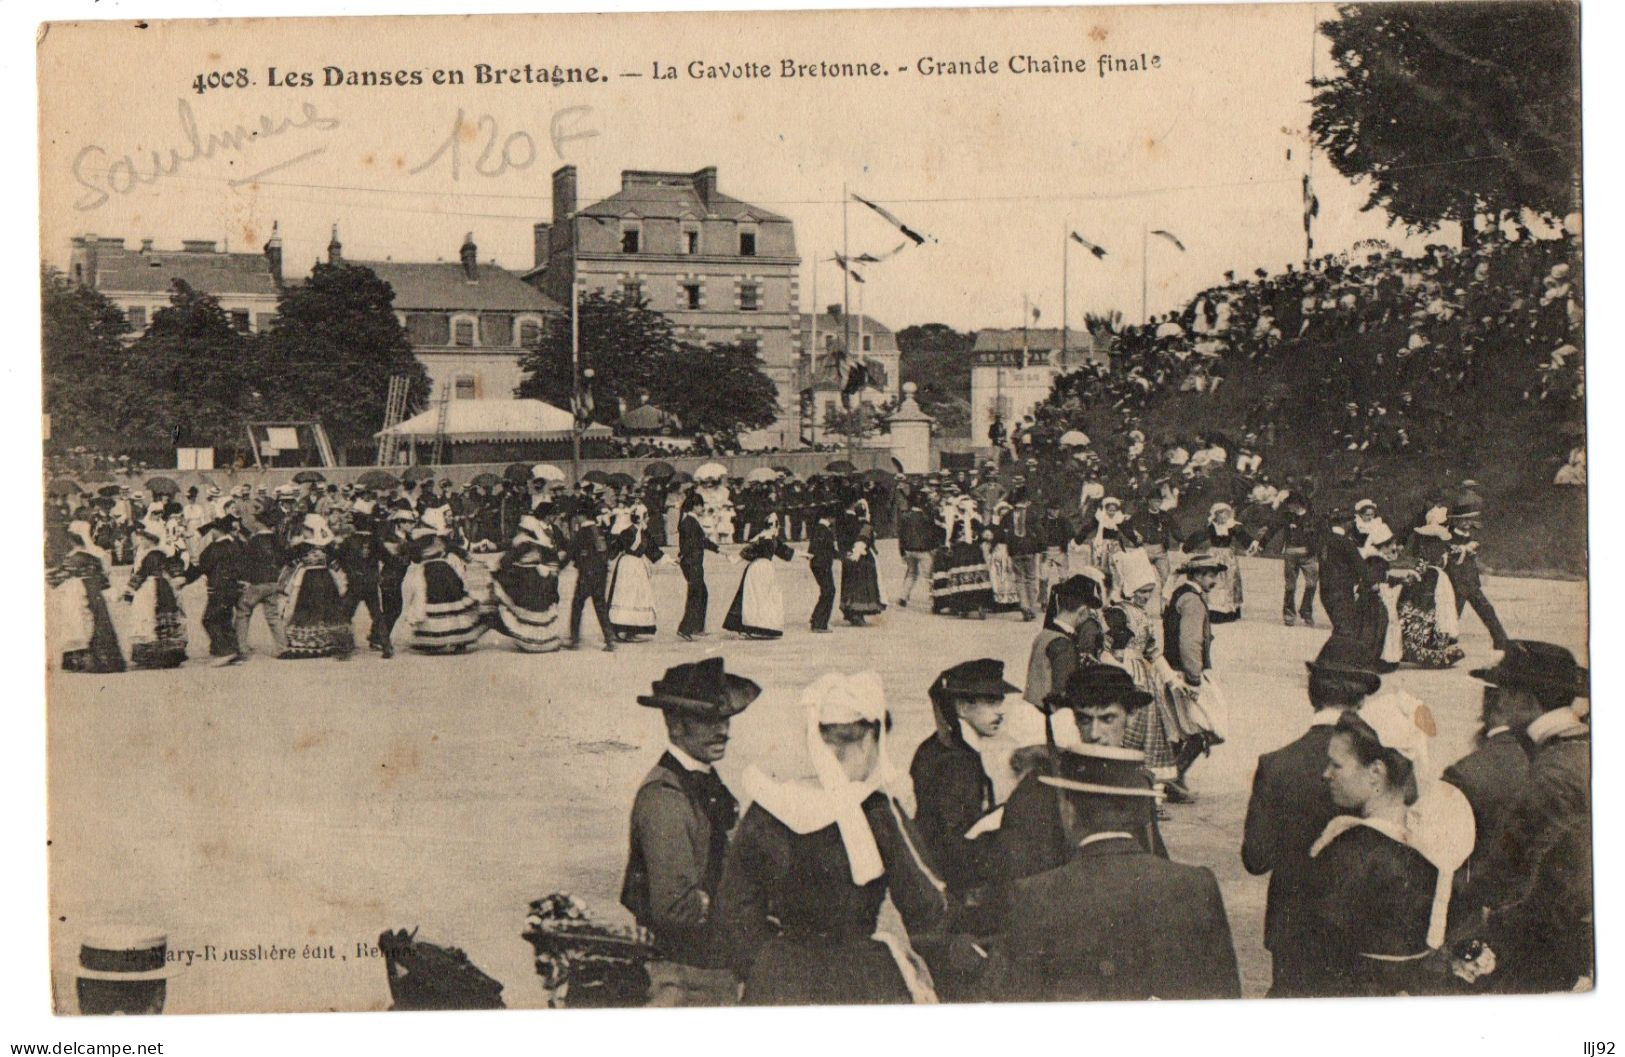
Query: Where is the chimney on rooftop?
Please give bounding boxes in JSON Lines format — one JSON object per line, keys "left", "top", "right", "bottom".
{"left": 263, "top": 221, "right": 283, "bottom": 286}
{"left": 827, "top": 304, "right": 842, "bottom": 319}
{"left": 460, "top": 232, "right": 478, "bottom": 280}
{"left": 533, "top": 222, "right": 551, "bottom": 272}
{"left": 140, "top": 238, "right": 154, "bottom": 253}
{"left": 693, "top": 166, "right": 718, "bottom": 207}
{"left": 552, "top": 166, "right": 577, "bottom": 224}
{"left": 181, "top": 239, "right": 217, "bottom": 254}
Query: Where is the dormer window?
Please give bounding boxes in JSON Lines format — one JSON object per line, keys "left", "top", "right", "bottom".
{"left": 738, "top": 223, "right": 757, "bottom": 257}
{"left": 452, "top": 314, "right": 477, "bottom": 347}
{"left": 683, "top": 223, "right": 701, "bottom": 255}
{"left": 517, "top": 317, "right": 544, "bottom": 348}
{"left": 621, "top": 221, "right": 641, "bottom": 254}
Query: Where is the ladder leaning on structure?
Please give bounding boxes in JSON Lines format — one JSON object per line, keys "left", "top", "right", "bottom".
{"left": 377, "top": 374, "right": 413, "bottom": 466}
{"left": 428, "top": 382, "right": 452, "bottom": 467}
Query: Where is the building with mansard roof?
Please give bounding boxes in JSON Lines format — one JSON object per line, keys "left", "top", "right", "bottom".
{"left": 526, "top": 165, "right": 803, "bottom": 448}
{"left": 67, "top": 230, "right": 286, "bottom": 336}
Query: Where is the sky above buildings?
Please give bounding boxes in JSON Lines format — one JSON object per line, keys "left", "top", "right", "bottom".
{"left": 41, "top": 4, "right": 1444, "bottom": 333}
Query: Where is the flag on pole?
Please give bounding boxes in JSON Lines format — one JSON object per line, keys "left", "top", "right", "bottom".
{"left": 852, "top": 193, "right": 928, "bottom": 245}
{"left": 1302, "top": 174, "right": 1320, "bottom": 234}
{"left": 833, "top": 252, "right": 867, "bottom": 283}
{"left": 855, "top": 242, "right": 910, "bottom": 263}
{"left": 1070, "top": 232, "right": 1108, "bottom": 259}
{"left": 1150, "top": 229, "right": 1187, "bottom": 252}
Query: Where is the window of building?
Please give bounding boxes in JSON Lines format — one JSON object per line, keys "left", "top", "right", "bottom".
{"left": 824, "top": 400, "right": 837, "bottom": 423}
{"left": 453, "top": 317, "right": 476, "bottom": 347}
{"left": 231, "top": 310, "right": 251, "bottom": 332}
{"left": 621, "top": 278, "right": 644, "bottom": 304}
{"left": 621, "top": 223, "right": 641, "bottom": 254}
{"left": 454, "top": 375, "right": 477, "bottom": 399}
{"left": 739, "top": 283, "right": 760, "bottom": 311}
{"left": 683, "top": 226, "right": 700, "bottom": 255}
{"left": 739, "top": 228, "right": 757, "bottom": 256}
{"left": 682, "top": 283, "right": 701, "bottom": 310}
{"left": 861, "top": 334, "right": 872, "bottom": 352}
{"left": 126, "top": 306, "right": 147, "bottom": 330}
{"left": 518, "top": 318, "right": 543, "bottom": 348}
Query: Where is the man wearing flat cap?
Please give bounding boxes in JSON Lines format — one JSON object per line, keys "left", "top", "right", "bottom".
{"left": 979, "top": 744, "right": 1241, "bottom": 1002}
{"left": 621, "top": 658, "right": 759, "bottom": 1005}
{"left": 1242, "top": 633, "right": 1381, "bottom": 996}
{"left": 1460, "top": 641, "right": 1591, "bottom": 992}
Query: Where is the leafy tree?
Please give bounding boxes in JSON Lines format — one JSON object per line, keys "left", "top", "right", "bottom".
{"left": 41, "top": 264, "right": 133, "bottom": 446}
{"left": 130, "top": 279, "right": 260, "bottom": 447}
{"left": 651, "top": 341, "right": 780, "bottom": 437}
{"left": 897, "top": 322, "right": 976, "bottom": 436}
{"left": 261, "top": 262, "right": 429, "bottom": 454}
{"left": 1311, "top": 3, "right": 1581, "bottom": 240}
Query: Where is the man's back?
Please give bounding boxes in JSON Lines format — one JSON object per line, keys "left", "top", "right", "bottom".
{"left": 981, "top": 837, "right": 1240, "bottom": 1002}
{"left": 1443, "top": 731, "right": 1531, "bottom": 902}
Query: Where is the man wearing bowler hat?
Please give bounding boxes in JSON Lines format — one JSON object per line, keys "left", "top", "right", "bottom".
{"left": 979, "top": 744, "right": 1241, "bottom": 1002}
{"left": 1461, "top": 641, "right": 1591, "bottom": 992}
{"left": 998, "top": 663, "right": 1166, "bottom": 886}
{"left": 1242, "top": 633, "right": 1381, "bottom": 996}
{"left": 621, "top": 658, "right": 760, "bottom": 1005}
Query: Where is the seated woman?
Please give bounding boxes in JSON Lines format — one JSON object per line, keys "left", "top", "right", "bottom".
{"left": 716, "top": 672, "right": 947, "bottom": 1005}
{"left": 909, "top": 660, "right": 1023, "bottom": 902}
{"left": 1302, "top": 694, "right": 1476, "bottom": 997}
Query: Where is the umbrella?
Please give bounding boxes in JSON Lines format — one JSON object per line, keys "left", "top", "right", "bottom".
{"left": 357, "top": 469, "right": 399, "bottom": 491}
{"left": 504, "top": 462, "right": 532, "bottom": 484}
{"left": 862, "top": 467, "right": 895, "bottom": 484}
{"left": 744, "top": 467, "right": 777, "bottom": 483}
{"left": 695, "top": 462, "right": 728, "bottom": 481}
{"left": 145, "top": 476, "right": 180, "bottom": 496}
{"left": 1059, "top": 430, "right": 1090, "bottom": 447}
{"left": 582, "top": 470, "right": 613, "bottom": 485}
{"left": 825, "top": 460, "right": 858, "bottom": 475}
{"left": 890, "top": 457, "right": 906, "bottom": 474}
{"left": 401, "top": 466, "right": 435, "bottom": 483}
{"left": 97, "top": 485, "right": 122, "bottom": 498}
{"left": 471, "top": 472, "right": 501, "bottom": 488}
{"left": 671, "top": 470, "right": 694, "bottom": 484}
{"left": 293, "top": 470, "right": 326, "bottom": 484}
{"left": 532, "top": 464, "right": 567, "bottom": 484}
{"left": 79, "top": 469, "right": 113, "bottom": 484}
{"left": 47, "top": 479, "right": 82, "bottom": 496}
{"left": 643, "top": 461, "right": 675, "bottom": 480}
{"left": 607, "top": 472, "right": 637, "bottom": 489}
{"left": 771, "top": 465, "right": 794, "bottom": 476}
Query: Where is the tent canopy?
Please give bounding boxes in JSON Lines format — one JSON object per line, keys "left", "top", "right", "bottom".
{"left": 619, "top": 402, "right": 679, "bottom": 433}
{"left": 375, "top": 399, "right": 612, "bottom": 443}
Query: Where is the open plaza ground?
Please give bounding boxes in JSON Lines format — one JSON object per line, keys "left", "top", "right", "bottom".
{"left": 46, "top": 550, "right": 1586, "bottom": 1011}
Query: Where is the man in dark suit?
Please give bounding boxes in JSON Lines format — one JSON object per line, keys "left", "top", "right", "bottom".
{"left": 1442, "top": 676, "right": 1536, "bottom": 921}
{"left": 562, "top": 499, "right": 615, "bottom": 652}
{"left": 622, "top": 658, "right": 760, "bottom": 1005}
{"left": 807, "top": 507, "right": 838, "bottom": 632}
{"left": 980, "top": 744, "right": 1241, "bottom": 1002}
{"left": 676, "top": 492, "right": 718, "bottom": 640}
{"left": 1241, "top": 633, "right": 1381, "bottom": 997}
{"left": 1316, "top": 506, "right": 1366, "bottom": 634}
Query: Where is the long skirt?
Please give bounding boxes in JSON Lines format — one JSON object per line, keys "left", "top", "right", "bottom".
{"left": 1122, "top": 655, "right": 1179, "bottom": 772}
{"left": 57, "top": 580, "right": 125, "bottom": 673}
{"left": 491, "top": 566, "right": 562, "bottom": 652}
{"left": 282, "top": 566, "right": 355, "bottom": 658}
{"left": 930, "top": 542, "right": 994, "bottom": 615}
{"left": 839, "top": 555, "right": 886, "bottom": 617}
{"left": 1398, "top": 570, "right": 1464, "bottom": 668}
{"left": 987, "top": 549, "right": 1021, "bottom": 609}
{"left": 128, "top": 577, "right": 188, "bottom": 670}
{"left": 723, "top": 559, "right": 785, "bottom": 638}
{"left": 607, "top": 554, "right": 658, "bottom": 637}
{"left": 1199, "top": 547, "right": 1243, "bottom": 623}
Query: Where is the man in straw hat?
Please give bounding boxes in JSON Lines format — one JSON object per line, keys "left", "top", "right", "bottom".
{"left": 621, "top": 658, "right": 760, "bottom": 1005}
{"left": 1160, "top": 552, "right": 1230, "bottom": 802}
{"left": 1458, "top": 641, "right": 1591, "bottom": 992}
{"left": 73, "top": 926, "right": 183, "bottom": 1014}
{"left": 978, "top": 743, "right": 1241, "bottom": 1001}
{"left": 1242, "top": 633, "right": 1382, "bottom": 996}
{"left": 1443, "top": 499, "right": 1510, "bottom": 651}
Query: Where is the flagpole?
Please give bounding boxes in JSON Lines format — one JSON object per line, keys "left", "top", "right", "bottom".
{"left": 1305, "top": 4, "right": 1318, "bottom": 265}
{"left": 1141, "top": 224, "right": 1150, "bottom": 325}
{"left": 809, "top": 260, "right": 818, "bottom": 442}
{"left": 1061, "top": 219, "right": 1070, "bottom": 363}
{"left": 570, "top": 272, "right": 582, "bottom": 486}
{"left": 842, "top": 183, "right": 854, "bottom": 461}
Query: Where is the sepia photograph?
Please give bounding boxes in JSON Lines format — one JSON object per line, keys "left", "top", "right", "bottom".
{"left": 21, "top": 0, "right": 1599, "bottom": 1039}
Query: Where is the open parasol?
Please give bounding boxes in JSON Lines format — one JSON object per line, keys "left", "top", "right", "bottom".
{"left": 606, "top": 472, "right": 637, "bottom": 489}
{"left": 824, "top": 459, "right": 858, "bottom": 475}
{"left": 471, "top": 472, "right": 501, "bottom": 488}
{"left": 531, "top": 464, "right": 567, "bottom": 484}
{"left": 47, "top": 479, "right": 82, "bottom": 496}
{"left": 1059, "top": 430, "right": 1091, "bottom": 447}
{"left": 292, "top": 470, "right": 327, "bottom": 484}
{"left": 356, "top": 469, "right": 399, "bottom": 491}
{"left": 503, "top": 462, "right": 532, "bottom": 484}
{"left": 144, "top": 476, "right": 180, "bottom": 496}
{"left": 642, "top": 461, "right": 675, "bottom": 480}
{"left": 694, "top": 462, "right": 728, "bottom": 481}
{"left": 401, "top": 466, "right": 435, "bottom": 483}
{"left": 582, "top": 470, "right": 613, "bottom": 485}
{"left": 744, "top": 467, "right": 778, "bottom": 483}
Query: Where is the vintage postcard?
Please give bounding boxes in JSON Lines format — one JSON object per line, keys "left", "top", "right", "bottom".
{"left": 37, "top": 1, "right": 1587, "bottom": 1017}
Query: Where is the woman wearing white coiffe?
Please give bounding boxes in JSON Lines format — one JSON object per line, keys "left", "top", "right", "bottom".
{"left": 605, "top": 503, "right": 658, "bottom": 638}
{"left": 722, "top": 515, "right": 795, "bottom": 638}
{"left": 716, "top": 672, "right": 948, "bottom": 1005}
{"left": 1301, "top": 692, "right": 1475, "bottom": 996}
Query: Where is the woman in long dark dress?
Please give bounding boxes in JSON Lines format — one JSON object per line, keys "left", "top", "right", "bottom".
{"left": 48, "top": 521, "right": 125, "bottom": 673}
{"left": 1302, "top": 697, "right": 1475, "bottom": 997}
{"left": 122, "top": 526, "right": 188, "bottom": 670}
{"left": 931, "top": 496, "right": 994, "bottom": 617}
{"left": 279, "top": 514, "right": 355, "bottom": 659}
{"left": 1180, "top": 502, "right": 1253, "bottom": 623}
{"left": 717, "top": 672, "right": 947, "bottom": 1005}
{"left": 1398, "top": 507, "right": 1466, "bottom": 668}
{"left": 723, "top": 517, "right": 795, "bottom": 639}
{"left": 489, "top": 515, "right": 562, "bottom": 653}
{"left": 399, "top": 511, "right": 486, "bottom": 654}
{"left": 836, "top": 501, "right": 886, "bottom": 626}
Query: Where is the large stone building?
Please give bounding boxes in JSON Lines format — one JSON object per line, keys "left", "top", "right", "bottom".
{"left": 67, "top": 231, "right": 285, "bottom": 335}
{"left": 798, "top": 305, "right": 900, "bottom": 445}
{"left": 969, "top": 328, "right": 1109, "bottom": 444}
{"left": 527, "top": 165, "right": 803, "bottom": 448}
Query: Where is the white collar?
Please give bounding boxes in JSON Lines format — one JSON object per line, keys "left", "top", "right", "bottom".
{"left": 1078, "top": 831, "right": 1136, "bottom": 849}
{"left": 1483, "top": 725, "right": 1511, "bottom": 741}
{"left": 666, "top": 743, "right": 713, "bottom": 774}
{"left": 1526, "top": 707, "right": 1588, "bottom": 746}
{"left": 1051, "top": 617, "right": 1077, "bottom": 635}
{"left": 1310, "top": 708, "right": 1344, "bottom": 727}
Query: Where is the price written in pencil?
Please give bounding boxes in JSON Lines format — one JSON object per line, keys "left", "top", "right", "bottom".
{"left": 407, "top": 106, "right": 599, "bottom": 180}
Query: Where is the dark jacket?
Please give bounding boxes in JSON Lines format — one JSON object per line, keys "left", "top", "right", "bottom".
{"left": 1318, "top": 527, "right": 1366, "bottom": 618}
{"left": 1241, "top": 722, "right": 1342, "bottom": 996}
{"left": 808, "top": 520, "right": 838, "bottom": 568}
{"left": 238, "top": 531, "right": 285, "bottom": 585}
{"left": 1442, "top": 729, "right": 1532, "bottom": 916}
{"left": 678, "top": 513, "right": 718, "bottom": 571}
{"left": 897, "top": 508, "right": 941, "bottom": 553}
{"left": 1163, "top": 583, "right": 1212, "bottom": 684}
{"left": 180, "top": 536, "right": 244, "bottom": 593}
{"left": 997, "top": 503, "right": 1046, "bottom": 557}
{"left": 566, "top": 521, "right": 610, "bottom": 584}
{"left": 979, "top": 835, "right": 1241, "bottom": 1002}
{"left": 620, "top": 752, "right": 738, "bottom": 968}
{"left": 909, "top": 734, "right": 998, "bottom": 895}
